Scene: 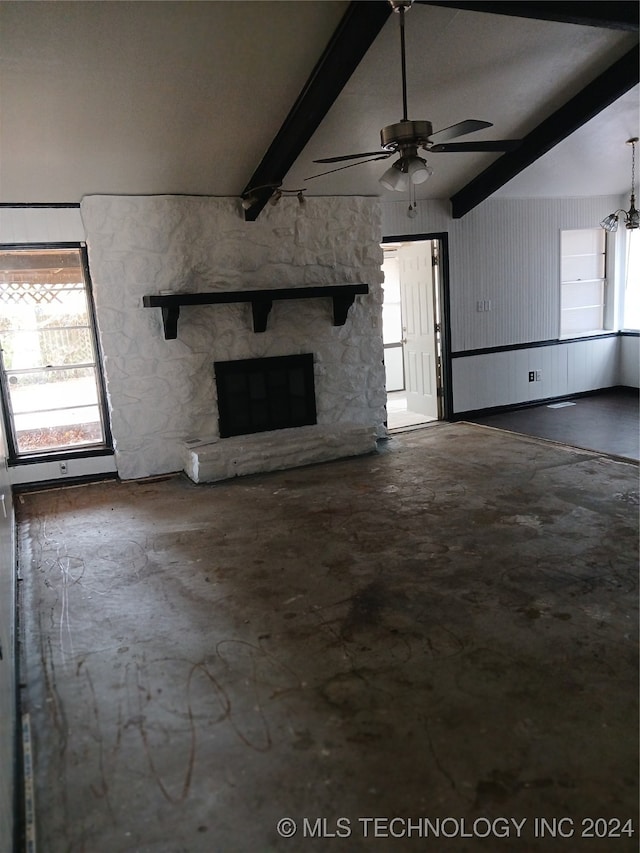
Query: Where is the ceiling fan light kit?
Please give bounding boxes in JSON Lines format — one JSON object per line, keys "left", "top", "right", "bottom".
{"left": 600, "top": 137, "right": 639, "bottom": 232}
{"left": 379, "top": 161, "right": 409, "bottom": 192}
{"left": 407, "top": 152, "right": 432, "bottom": 184}
{"left": 380, "top": 151, "right": 432, "bottom": 190}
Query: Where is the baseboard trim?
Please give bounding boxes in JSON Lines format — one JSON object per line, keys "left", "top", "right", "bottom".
{"left": 12, "top": 472, "right": 119, "bottom": 495}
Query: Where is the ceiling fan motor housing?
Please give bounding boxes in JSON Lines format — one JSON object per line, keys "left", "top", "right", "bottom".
{"left": 381, "top": 120, "right": 433, "bottom": 151}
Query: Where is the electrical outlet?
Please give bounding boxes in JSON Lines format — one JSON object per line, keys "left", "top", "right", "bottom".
{"left": 528, "top": 371, "right": 535, "bottom": 382}
{"left": 59, "top": 461, "right": 68, "bottom": 474}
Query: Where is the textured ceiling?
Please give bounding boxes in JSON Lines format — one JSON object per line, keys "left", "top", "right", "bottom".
{"left": 285, "top": 4, "right": 638, "bottom": 200}
{"left": 0, "top": 1, "right": 637, "bottom": 207}
{"left": 0, "top": 1, "right": 349, "bottom": 200}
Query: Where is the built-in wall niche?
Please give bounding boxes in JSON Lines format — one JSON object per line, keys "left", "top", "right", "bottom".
{"left": 214, "top": 353, "right": 317, "bottom": 438}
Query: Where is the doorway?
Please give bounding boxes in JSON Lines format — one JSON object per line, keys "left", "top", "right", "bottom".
{"left": 381, "top": 236, "right": 450, "bottom": 430}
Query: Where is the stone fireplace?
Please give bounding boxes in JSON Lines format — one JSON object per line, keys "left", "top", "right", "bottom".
{"left": 80, "top": 195, "right": 386, "bottom": 481}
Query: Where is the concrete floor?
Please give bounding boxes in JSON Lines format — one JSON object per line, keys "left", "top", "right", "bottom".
{"left": 17, "top": 423, "right": 639, "bottom": 852}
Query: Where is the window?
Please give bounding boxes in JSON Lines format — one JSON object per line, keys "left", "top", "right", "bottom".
{"left": 560, "top": 228, "right": 606, "bottom": 336}
{"left": 0, "top": 246, "right": 111, "bottom": 460}
{"left": 622, "top": 229, "right": 640, "bottom": 330}
{"left": 381, "top": 250, "right": 405, "bottom": 392}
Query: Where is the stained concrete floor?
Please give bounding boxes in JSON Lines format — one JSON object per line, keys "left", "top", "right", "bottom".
{"left": 17, "top": 423, "right": 639, "bottom": 853}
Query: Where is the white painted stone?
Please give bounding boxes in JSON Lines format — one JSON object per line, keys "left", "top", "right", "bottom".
{"left": 183, "top": 424, "right": 378, "bottom": 484}
{"left": 81, "top": 195, "right": 386, "bottom": 481}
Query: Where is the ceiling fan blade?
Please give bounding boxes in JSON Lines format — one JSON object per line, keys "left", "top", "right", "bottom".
{"left": 305, "top": 155, "right": 392, "bottom": 181}
{"left": 430, "top": 140, "right": 522, "bottom": 153}
{"left": 428, "top": 119, "right": 493, "bottom": 144}
{"left": 314, "top": 151, "right": 389, "bottom": 164}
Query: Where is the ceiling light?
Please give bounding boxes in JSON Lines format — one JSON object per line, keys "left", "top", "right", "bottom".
{"left": 406, "top": 155, "right": 432, "bottom": 184}
{"left": 600, "top": 137, "right": 639, "bottom": 232}
{"left": 379, "top": 161, "right": 409, "bottom": 192}
{"left": 379, "top": 150, "right": 432, "bottom": 192}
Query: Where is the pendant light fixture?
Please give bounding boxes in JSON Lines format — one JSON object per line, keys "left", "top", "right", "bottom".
{"left": 600, "top": 137, "right": 639, "bottom": 232}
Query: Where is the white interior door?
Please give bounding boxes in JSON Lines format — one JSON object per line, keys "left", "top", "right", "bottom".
{"left": 399, "top": 241, "right": 439, "bottom": 419}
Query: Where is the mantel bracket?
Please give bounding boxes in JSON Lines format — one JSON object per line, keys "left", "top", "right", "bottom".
{"left": 332, "top": 293, "right": 356, "bottom": 326}
{"left": 251, "top": 298, "right": 273, "bottom": 333}
{"left": 161, "top": 305, "right": 180, "bottom": 340}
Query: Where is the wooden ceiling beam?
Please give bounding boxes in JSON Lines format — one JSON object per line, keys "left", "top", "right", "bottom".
{"left": 450, "top": 44, "right": 639, "bottom": 219}
{"left": 419, "top": 2, "right": 639, "bottom": 32}
{"left": 241, "top": 1, "right": 392, "bottom": 221}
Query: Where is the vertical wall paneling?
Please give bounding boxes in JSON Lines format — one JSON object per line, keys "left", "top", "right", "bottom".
{"left": 619, "top": 335, "right": 640, "bottom": 388}
{"left": 452, "top": 336, "right": 621, "bottom": 414}
{"left": 381, "top": 195, "right": 625, "bottom": 352}
{"left": 382, "top": 195, "right": 630, "bottom": 412}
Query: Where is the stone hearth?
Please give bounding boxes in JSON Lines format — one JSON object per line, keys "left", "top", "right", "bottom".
{"left": 183, "top": 423, "right": 377, "bottom": 483}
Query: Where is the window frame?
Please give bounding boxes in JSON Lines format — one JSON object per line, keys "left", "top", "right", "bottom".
{"left": 620, "top": 228, "right": 640, "bottom": 332}
{"left": 559, "top": 227, "right": 608, "bottom": 338}
{"left": 0, "top": 242, "right": 113, "bottom": 465}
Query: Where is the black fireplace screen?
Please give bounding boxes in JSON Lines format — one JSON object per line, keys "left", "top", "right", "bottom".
{"left": 214, "top": 353, "right": 317, "bottom": 438}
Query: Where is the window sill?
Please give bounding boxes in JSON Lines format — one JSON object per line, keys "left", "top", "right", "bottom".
{"left": 8, "top": 445, "right": 114, "bottom": 467}
{"left": 558, "top": 330, "right": 614, "bottom": 340}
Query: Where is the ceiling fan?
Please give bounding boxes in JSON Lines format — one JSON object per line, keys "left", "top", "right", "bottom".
{"left": 306, "top": 0, "right": 521, "bottom": 191}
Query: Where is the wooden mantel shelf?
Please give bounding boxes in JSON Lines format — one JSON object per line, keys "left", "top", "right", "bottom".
{"left": 143, "top": 284, "right": 369, "bottom": 339}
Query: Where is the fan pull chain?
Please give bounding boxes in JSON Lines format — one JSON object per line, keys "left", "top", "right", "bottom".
{"left": 407, "top": 181, "right": 418, "bottom": 218}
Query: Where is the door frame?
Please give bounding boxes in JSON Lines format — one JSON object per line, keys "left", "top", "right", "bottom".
{"left": 381, "top": 232, "right": 453, "bottom": 421}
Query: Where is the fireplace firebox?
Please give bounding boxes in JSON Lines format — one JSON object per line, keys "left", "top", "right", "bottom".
{"left": 215, "top": 353, "right": 317, "bottom": 438}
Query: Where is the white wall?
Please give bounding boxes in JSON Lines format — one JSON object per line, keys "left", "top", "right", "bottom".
{"left": 81, "top": 195, "right": 386, "bottom": 480}
{"left": 452, "top": 336, "right": 620, "bottom": 413}
{"left": 382, "top": 195, "right": 632, "bottom": 411}
{"left": 619, "top": 334, "right": 640, "bottom": 388}
{"left": 0, "top": 205, "right": 85, "bottom": 243}
{"left": 383, "top": 194, "right": 626, "bottom": 350}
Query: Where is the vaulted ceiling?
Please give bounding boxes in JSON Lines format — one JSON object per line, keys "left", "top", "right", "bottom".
{"left": 0, "top": 1, "right": 637, "bottom": 220}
